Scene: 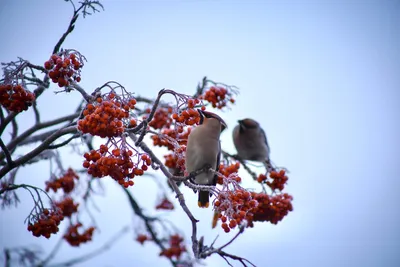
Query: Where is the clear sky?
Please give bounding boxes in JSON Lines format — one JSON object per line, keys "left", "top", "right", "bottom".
{"left": 0, "top": 0, "right": 399, "bottom": 266}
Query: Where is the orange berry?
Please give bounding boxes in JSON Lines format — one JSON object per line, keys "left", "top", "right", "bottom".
{"left": 221, "top": 216, "right": 227, "bottom": 223}
{"left": 83, "top": 161, "right": 90, "bottom": 168}
{"left": 229, "top": 220, "right": 237, "bottom": 228}
{"left": 129, "top": 99, "right": 136, "bottom": 106}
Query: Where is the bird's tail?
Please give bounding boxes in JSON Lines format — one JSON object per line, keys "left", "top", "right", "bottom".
{"left": 211, "top": 210, "right": 219, "bottom": 228}
{"left": 198, "top": 190, "right": 210, "bottom": 208}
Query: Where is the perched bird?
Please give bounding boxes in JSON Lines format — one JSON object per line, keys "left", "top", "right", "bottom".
{"left": 232, "top": 118, "right": 271, "bottom": 169}
{"left": 185, "top": 109, "right": 227, "bottom": 208}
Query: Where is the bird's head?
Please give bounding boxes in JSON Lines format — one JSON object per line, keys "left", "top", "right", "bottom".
{"left": 197, "top": 109, "right": 227, "bottom": 132}
{"left": 238, "top": 118, "right": 260, "bottom": 130}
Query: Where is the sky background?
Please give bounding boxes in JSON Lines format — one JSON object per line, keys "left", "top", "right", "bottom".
{"left": 1, "top": 0, "right": 400, "bottom": 266}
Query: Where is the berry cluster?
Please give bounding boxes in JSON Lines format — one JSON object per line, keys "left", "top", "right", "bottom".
{"left": 171, "top": 99, "right": 203, "bottom": 126}
{"left": 214, "top": 189, "right": 258, "bottom": 233}
{"left": 55, "top": 197, "right": 79, "bottom": 218}
{"left": 83, "top": 147, "right": 151, "bottom": 187}
{"left": 27, "top": 208, "right": 64, "bottom": 238}
{"left": 136, "top": 234, "right": 151, "bottom": 245}
{"left": 200, "top": 86, "right": 235, "bottom": 109}
{"left": 217, "top": 162, "right": 241, "bottom": 185}
{"left": 44, "top": 53, "right": 83, "bottom": 87}
{"left": 144, "top": 106, "right": 174, "bottom": 129}
{"left": 250, "top": 192, "right": 293, "bottom": 226}
{"left": 78, "top": 94, "right": 137, "bottom": 138}
{"left": 164, "top": 147, "right": 186, "bottom": 172}
{"left": 155, "top": 197, "right": 174, "bottom": 210}
{"left": 257, "top": 170, "right": 288, "bottom": 191}
{"left": 159, "top": 234, "right": 187, "bottom": 260}
{"left": 63, "top": 223, "right": 95, "bottom": 247}
{"left": 267, "top": 170, "right": 288, "bottom": 191}
{"left": 256, "top": 174, "right": 267, "bottom": 183}
{"left": 152, "top": 127, "right": 191, "bottom": 150}
{"left": 0, "top": 84, "right": 35, "bottom": 113}
{"left": 45, "top": 168, "right": 79, "bottom": 194}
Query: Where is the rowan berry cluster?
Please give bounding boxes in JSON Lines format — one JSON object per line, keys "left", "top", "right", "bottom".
{"left": 55, "top": 197, "right": 79, "bottom": 218}
{"left": 44, "top": 53, "right": 83, "bottom": 87}
{"left": 159, "top": 234, "right": 187, "bottom": 260}
{"left": 267, "top": 170, "right": 288, "bottom": 191}
{"left": 63, "top": 223, "right": 95, "bottom": 247}
{"left": 152, "top": 126, "right": 191, "bottom": 150}
{"left": 136, "top": 234, "right": 151, "bottom": 245}
{"left": 257, "top": 169, "right": 288, "bottom": 191}
{"left": 83, "top": 147, "right": 151, "bottom": 187}
{"left": 0, "top": 84, "right": 35, "bottom": 113}
{"left": 164, "top": 151, "right": 186, "bottom": 176}
{"left": 217, "top": 162, "right": 241, "bottom": 185}
{"left": 45, "top": 168, "right": 79, "bottom": 194}
{"left": 155, "top": 197, "right": 174, "bottom": 210}
{"left": 214, "top": 189, "right": 258, "bottom": 233}
{"left": 200, "top": 86, "right": 235, "bottom": 109}
{"left": 27, "top": 208, "right": 64, "bottom": 238}
{"left": 144, "top": 106, "right": 174, "bottom": 129}
{"left": 256, "top": 174, "right": 267, "bottom": 183}
{"left": 77, "top": 94, "right": 137, "bottom": 138}
{"left": 250, "top": 192, "right": 293, "bottom": 226}
{"left": 171, "top": 99, "right": 203, "bottom": 126}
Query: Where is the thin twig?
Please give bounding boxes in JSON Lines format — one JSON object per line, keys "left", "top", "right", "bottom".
{"left": 0, "top": 126, "right": 77, "bottom": 178}
{"left": 122, "top": 187, "right": 178, "bottom": 267}
{"left": 0, "top": 112, "right": 80, "bottom": 161}
{"left": 0, "top": 138, "right": 14, "bottom": 168}
{"left": 129, "top": 132, "right": 200, "bottom": 258}
{"left": 47, "top": 134, "right": 80, "bottom": 149}
{"left": 36, "top": 236, "right": 64, "bottom": 267}
{"left": 46, "top": 226, "right": 129, "bottom": 267}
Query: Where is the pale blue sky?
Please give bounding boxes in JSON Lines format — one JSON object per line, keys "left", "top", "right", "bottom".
{"left": 0, "top": 0, "right": 399, "bottom": 266}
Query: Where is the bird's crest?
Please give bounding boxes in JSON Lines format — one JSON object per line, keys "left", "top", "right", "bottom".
{"left": 197, "top": 109, "right": 227, "bottom": 132}
{"left": 238, "top": 118, "right": 259, "bottom": 129}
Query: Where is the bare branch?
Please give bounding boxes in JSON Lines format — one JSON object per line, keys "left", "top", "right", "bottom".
{"left": 122, "top": 187, "right": 179, "bottom": 267}
{"left": 0, "top": 126, "right": 77, "bottom": 178}
{"left": 47, "top": 133, "right": 80, "bottom": 149}
{"left": 0, "top": 138, "right": 14, "bottom": 168}
{"left": 128, "top": 132, "right": 201, "bottom": 259}
{"left": 0, "top": 112, "right": 80, "bottom": 161}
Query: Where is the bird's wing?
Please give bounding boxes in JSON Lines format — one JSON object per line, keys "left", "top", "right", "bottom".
{"left": 212, "top": 140, "right": 221, "bottom": 187}
{"left": 261, "top": 128, "right": 270, "bottom": 156}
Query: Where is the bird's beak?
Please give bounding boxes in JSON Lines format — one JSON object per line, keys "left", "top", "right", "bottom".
{"left": 220, "top": 120, "right": 227, "bottom": 132}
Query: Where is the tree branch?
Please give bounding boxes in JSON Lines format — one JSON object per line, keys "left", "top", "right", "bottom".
{"left": 121, "top": 187, "right": 178, "bottom": 267}
{"left": 0, "top": 112, "right": 80, "bottom": 161}
{"left": 0, "top": 126, "right": 77, "bottom": 178}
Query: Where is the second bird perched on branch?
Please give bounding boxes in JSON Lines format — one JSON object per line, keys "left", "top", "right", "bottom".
{"left": 185, "top": 109, "right": 227, "bottom": 208}
{"left": 232, "top": 118, "right": 272, "bottom": 170}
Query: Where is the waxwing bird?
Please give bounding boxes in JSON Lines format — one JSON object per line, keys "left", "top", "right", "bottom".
{"left": 232, "top": 118, "right": 271, "bottom": 169}
{"left": 185, "top": 110, "right": 227, "bottom": 208}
